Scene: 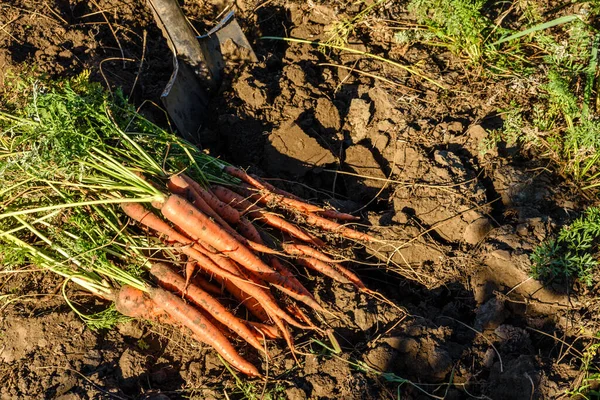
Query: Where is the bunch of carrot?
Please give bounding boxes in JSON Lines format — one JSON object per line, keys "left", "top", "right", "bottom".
{"left": 114, "top": 165, "right": 379, "bottom": 377}
{"left": 0, "top": 77, "right": 384, "bottom": 378}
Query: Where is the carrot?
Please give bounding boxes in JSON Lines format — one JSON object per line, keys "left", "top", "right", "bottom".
{"left": 168, "top": 175, "right": 236, "bottom": 233}
{"left": 158, "top": 194, "right": 283, "bottom": 278}
{"left": 248, "top": 174, "right": 302, "bottom": 200}
{"left": 267, "top": 257, "right": 328, "bottom": 314}
{"left": 317, "top": 209, "right": 360, "bottom": 221}
{"left": 212, "top": 186, "right": 323, "bottom": 246}
{"left": 181, "top": 174, "right": 241, "bottom": 224}
{"left": 282, "top": 243, "right": 343, "bottom": 264}
{"left": 121, "top": 202, "right": 194, "bottom": 245}
{"left": 247, "top": 322, "right": 282, "bottom": 340}
{"left": 302, "top": 212, "right": 379, "bottom": 242}
{"left": 191, "top": 242, "right": 311, "bottom": 331}
{"left": 191, "top": 271, "right": 224, "bottom": 297}
{"left": 229, "top": 169, "right": 358, "bottom": 221}
{"left": 121, "top": 202, "right": 308, "bottom": 330}
{"left": 286, "top": 303, "right": 319, "bottom": 329}
{"left": 331, "top": 263, "right": 369, "bottom": 292}
{"left": 297, "top": 257, "right": 353, "bottom": 285}
{"left": 185, "top": 260, "right": 197, "bottom": 290}
{"left": 150, "top": 262, "right": 266, "bottom": 355}
{"left": 244, "top": 174, "right": 358, "bottom": 221}
{"left": 223, "top": 166, "right": 324, "bottom": 213}
{"left": 237, "top": 217, "right": 263, "bottom": 243}
{"left": 239, "top": 183, "right": 323, "bottom": 214}
{"left": 115, "top": 284, "right": 169, "bottom": 321}
{"left": 146, "top": 285, "right": 261, "bottom": 377}
{"left": 169, "top": 175, "right": 274, "bottom": 254}
{"left": 115, "top": 285, "right": 260, "bottom": 376}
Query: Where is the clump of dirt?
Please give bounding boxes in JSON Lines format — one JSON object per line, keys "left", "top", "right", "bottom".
{"left": 0, "top": 0, "right": 599, "bottom": 399}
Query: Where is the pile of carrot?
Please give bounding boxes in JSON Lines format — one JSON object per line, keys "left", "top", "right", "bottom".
{"left": 115, "top": 165, "right": 378, "bottom": 377}
{"left": 0, "top": 80, "right": 384, "bottom": 379}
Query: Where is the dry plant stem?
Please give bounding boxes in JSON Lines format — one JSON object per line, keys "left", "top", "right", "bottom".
{"left": 149, "top": 262, "right": 267, "bottom": 355}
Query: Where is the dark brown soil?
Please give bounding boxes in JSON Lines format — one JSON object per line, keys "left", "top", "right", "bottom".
{"left": 1, "top": 0, "right": 598, "bottom": 399}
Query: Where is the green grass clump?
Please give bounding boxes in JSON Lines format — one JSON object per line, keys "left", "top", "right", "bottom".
{"left": 531, "top": 207, "right": 600, "bottom": 286}
{"left": 408, "top": 0, "right": 493, "bottom": 63}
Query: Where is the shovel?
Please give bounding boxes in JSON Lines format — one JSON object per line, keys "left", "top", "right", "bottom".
{"left": 147, "top": 1, "right": 257, "bottom": 142}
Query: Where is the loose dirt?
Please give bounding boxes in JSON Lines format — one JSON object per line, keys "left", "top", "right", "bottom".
{"left": 0, "top": 0, "right": 598, "bottom": 399}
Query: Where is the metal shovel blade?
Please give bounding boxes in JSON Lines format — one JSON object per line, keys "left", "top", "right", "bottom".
{"left": 148, "top": 0, "right": 256, "bottom": 142}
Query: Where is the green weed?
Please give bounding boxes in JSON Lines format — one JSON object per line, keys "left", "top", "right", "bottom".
{"left": 480, "top": 103, "right": 531, "bottom": 154}
{"left": 566, "top": 339, "right": 600, "bottom": 400}
{"left": 408, "top": 0, "right": 493, "bottom": 63}
{"left": 531, "top": 207, "right": 600, "bottom": 286}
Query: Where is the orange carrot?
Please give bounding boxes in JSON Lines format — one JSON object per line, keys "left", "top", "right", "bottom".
{"left": 146, "top": 286, "right": 261, "bottom": 377}
{"left": 248, "top": 174, "right": 302, "bottom": 200}
{"left": 234, "top": 170, "right": 358, "bottom": 221}
{"left": 268, "top": 257, "right": 327, "bottom": 313}
{"left": 331, "top": 264, "right": 369, "bottom": 292}
{"left": 237, "top": 217, "right": 263, "bottom": 243}
{"left": 247, "top": 322, "right": 282, "bottom": 340}
{"left": 245, "top": 174, "right": 359, "bottom": 221}
{"left": 302, "top": 212, "right": 379, "bottom": 242}
{"left": 115, "top": 285, "right": 260, "bottom": 376}
{"left": 121, "top": 202, "right": 308, "bottom": 330}
{"left": 297, "top": 257, "right": 353, "bottom": 285}
{"left": 181, "top": 174, "right": 241, "bottom": 224}
{"left": 168, "top": 175, "right": 235, "bottom": 232}
{"left": 282, "top": 243, "right": 343, "bottom": 264}
{"left": 150, "top": 262, "right": 266, "bottom": 355}
{"left": 158, "top": 194, "right": 284, "bottom": 280}
{"left": 191, "top": 273, "right": 224, "bottom": 296}
{"left": 115, "top": 284, "right": 169, "bottom": 321}
{"left": 121, "top": 202, "right": 194, "bottom": 245}
{"left": 223, "top": 166, "right": 324, "bottom": 213}
{"left": 191, "top": 242, "right": 310, "bottom": 330}
{"left": 212, "top": 186, "right": 323, "bottom": 246}
{"left": 317, "top": 209, "right": 360, "bottom": 221}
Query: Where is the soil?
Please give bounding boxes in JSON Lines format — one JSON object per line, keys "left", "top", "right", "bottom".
{"left": 0, "top": 0, "right": 599, "bottom": 399}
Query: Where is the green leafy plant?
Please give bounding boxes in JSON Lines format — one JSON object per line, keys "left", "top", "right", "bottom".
{"left": 566, "top": 339, "right": 600, "bottom": 399}
{"left": 408, "top": 0, "right": 493, "bottom": 63}
{"left": 531, "top": 207, "right": 600, "bottom": 286}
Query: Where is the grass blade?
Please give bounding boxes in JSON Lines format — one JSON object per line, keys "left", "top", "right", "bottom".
{"left": 583, "top": 34, "right": 599, "bottom": 118}
{"left": 492, "top": 15, "right": 581, "bottom": 45}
